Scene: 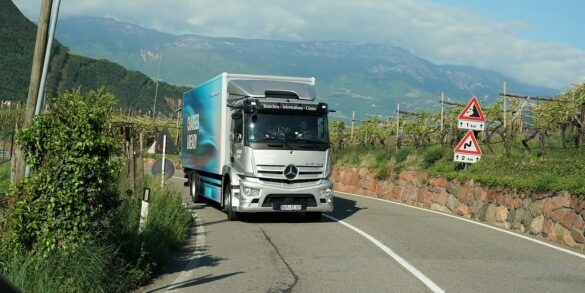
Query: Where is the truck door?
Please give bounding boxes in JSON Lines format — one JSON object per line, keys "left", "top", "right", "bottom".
{"left": 231, "top": 110, "right": 244, "bottom": 169}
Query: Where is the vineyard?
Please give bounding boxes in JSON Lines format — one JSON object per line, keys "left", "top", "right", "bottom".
{"left": 330, "top": 82, "right": 585, "bottom": 197}
{"left": 1, "top": 82, "right": 584, "bottom": 196}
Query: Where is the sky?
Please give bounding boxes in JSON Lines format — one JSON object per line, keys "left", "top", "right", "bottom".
{"left": 13, "top": 0, "right": 585, "bottom": 90}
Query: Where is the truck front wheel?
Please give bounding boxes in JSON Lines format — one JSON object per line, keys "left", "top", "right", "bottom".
{"left": 223, "top": 184, "right": 239, "bottom": 221}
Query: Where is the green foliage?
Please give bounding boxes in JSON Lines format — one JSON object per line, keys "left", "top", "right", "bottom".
{"left": 395, "top": 148, "right": 411, "bottom": 163}
{"left": 1, "top": 175, "right": 192, "bottom": 292}
{"left": 0, "top": 162, "right": 9, "bottom": 194}
{"left": 0, "top": 0, "right": 188, "bottom": 113}
{"left": 422, "top": 145, "right": 446, "bottom": 166}
{"left": 1, "top": 89, "right": 122, "bottom": 254}
{"left": 374, "top": 165, "right": 391, "bottom": 181}
{"left": 0, "top": 241, "right": 120, "bottom": 293}
{"left": 108, "top": 177, "right": 192, "bottom": 288}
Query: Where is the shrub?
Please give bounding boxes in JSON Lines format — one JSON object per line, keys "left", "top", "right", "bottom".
{"left": 422, "top": 145, "right": 445, "bottom": 166}
{"left": 108, "top": 177, "right": 191, "bottom": 288}
{"left": 374, "top": 165, "right": 390, "bottom": 180}
{"left": 1, "top": 89, "right": 121, "bottom": 254}
{"left": 395, "top": 148, "right": 411, "bottom": 163}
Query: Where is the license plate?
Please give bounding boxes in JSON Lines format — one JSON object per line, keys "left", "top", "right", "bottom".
{"left": 279, "top": 204, "right": 302, "bottom": 211}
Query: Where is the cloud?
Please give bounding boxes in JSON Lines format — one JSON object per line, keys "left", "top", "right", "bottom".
{"left": 14, "top": 0, "right": 585, "bottom": 89}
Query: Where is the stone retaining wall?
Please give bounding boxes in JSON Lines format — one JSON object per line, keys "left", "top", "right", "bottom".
{"left": 331, "top": 166, "right": 585, "bottom": 250}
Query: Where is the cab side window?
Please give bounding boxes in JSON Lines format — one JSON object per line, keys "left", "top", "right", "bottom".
{"left": 233, "top": 111, "right": 243, "bottom": 143}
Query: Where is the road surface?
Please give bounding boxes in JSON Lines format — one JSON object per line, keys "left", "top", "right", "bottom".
{"left": 139, "top": 175, "right": 585, "bottom": 292}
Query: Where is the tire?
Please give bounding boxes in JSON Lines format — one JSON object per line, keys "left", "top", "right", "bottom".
{"left": 224, "top": 183, "right": 239, "bottom": 221}
{"left": 306, "top": 212, "right": 322, "bottom": 221}
{"left": 190, "top": 172, "right": 201, "bottom": 203}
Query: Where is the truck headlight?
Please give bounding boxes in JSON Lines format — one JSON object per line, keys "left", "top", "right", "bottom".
{"left": 320, "top": 188, "right": 333, "bottom": 199}
{"left": 241, "top": 186, "right": 260, "bottom": 197}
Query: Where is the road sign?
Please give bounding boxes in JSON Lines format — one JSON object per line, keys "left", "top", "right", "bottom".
{"left": 454, "top": 130, "right": 482, "bottom": 163}
{"left": 154, "top": 128, "right": 178, "bottom": 155}
{"left": 152, "top": 158, "right": 175, "bottom": 179}
{"left": 458, "top": 96, "right": 485, "bottom": 131}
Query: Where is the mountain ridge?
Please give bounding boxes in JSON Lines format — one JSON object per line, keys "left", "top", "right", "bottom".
{"left": 0, "top": 1, "right": 188, "bottom": 114}
{"left": 56, "top": 16, "right": 557, "bottom": 120}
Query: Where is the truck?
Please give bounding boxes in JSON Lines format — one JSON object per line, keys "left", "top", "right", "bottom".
{"left": 182, "top": 73, "right": 334, "bottom": 221}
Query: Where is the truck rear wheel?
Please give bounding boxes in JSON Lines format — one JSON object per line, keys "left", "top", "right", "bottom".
{"left": 224, "top": 184, "right": 239, "bottom": 221}
{"left": 190, "top": 172, "right": 201, "bottom": 203}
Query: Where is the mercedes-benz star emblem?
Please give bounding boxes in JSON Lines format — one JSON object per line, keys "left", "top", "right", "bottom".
{"left": 283, "top": 164, "right": 298, "bottom": 180}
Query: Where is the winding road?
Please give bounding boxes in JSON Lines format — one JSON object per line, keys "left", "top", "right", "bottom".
{"left": 138, "top": 175, "right": 585, "bottom": 293}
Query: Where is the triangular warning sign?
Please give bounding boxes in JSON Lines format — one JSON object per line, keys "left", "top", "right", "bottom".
{"left": 458, "top": 96, "right": 485, "bottom": 122}
{"left": 155, "top": 128, "right": 178, "bottom": 155}
{"left": 454, "top": 130, "right": 482, "bottom": 155}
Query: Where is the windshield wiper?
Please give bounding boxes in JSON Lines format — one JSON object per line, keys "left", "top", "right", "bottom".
{"left": 291, "top": 138, "right": 325, "bottom": 149}
{"left": 292, "top": 138, "right": 324, "bottom": 144}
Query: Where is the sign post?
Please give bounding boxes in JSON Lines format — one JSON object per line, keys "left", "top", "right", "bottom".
{"left": 161, "top": 135, "right": 166, "bottom": 187}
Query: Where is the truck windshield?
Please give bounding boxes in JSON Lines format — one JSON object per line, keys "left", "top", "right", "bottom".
{"left": 246, "top": 112, "right": 329, "bottom": 144}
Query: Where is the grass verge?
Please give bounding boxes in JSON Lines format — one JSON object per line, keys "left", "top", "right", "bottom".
{"left": 1, "top": 175, "right": 192, "bottom": 292}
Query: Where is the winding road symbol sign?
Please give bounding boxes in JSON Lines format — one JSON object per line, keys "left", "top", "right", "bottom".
{"left": 454, "top": 130, "right": 482, "bottom": 163}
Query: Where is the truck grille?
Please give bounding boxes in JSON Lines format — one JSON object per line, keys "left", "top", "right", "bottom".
{"left": 257, "top": 164, "right": 324, "bottom": 180}
{"left": 262, "top": 194, "right": 317, "bottom": 208}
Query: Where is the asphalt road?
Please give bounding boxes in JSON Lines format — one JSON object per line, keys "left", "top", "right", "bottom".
{"left": 139, "top": 175, "right": 585, "bottom": 292}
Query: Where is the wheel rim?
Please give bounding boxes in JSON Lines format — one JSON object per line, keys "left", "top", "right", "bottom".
{"left": 225, "top": 185, "right": 231, "bottom": 210}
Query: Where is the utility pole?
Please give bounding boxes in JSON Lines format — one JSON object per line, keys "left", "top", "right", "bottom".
{"left": 12, "top": 0, "right": 53, "bottom": 183}
{"left": 152, "top": 53, "right": 162, "bottom": 117}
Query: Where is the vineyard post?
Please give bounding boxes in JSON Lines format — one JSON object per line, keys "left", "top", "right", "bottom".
{"left": 581, "top": 103, "right": 585, "bottom": 145}
{"left": 440, "top": 92, "right": 444, "bottom": 133}
{"left": 519, "top": 103, "right": 523, "bottom": 133}
{"left": 350, "top": 111, "right": 355, "bottom": 145}
{"left": 396, "top": 104, "right": 400, "bottom": 151}
{"left": 503, "top": 81, "right": 507, "bottom": 134}
{"left": 125, "top": 126, "right": 136, "bottom": 194}
{"left": 139, "top": 131, "right": 145, "bottom": 179}
{"left": 10, "top": 123, "right": 18, "bottom": 182}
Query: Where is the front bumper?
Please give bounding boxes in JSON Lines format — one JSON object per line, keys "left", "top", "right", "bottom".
{"left": 233, "top": 177, "right": 334, "bottom": 213}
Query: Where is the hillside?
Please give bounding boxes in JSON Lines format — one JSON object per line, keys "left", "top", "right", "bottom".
{"left": 55, "top": 16, "right": 557, "bottom": 121}
{"left": 0, "top": 0, "right": 188, "bottom": 113}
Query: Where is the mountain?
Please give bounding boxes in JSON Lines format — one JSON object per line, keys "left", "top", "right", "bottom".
{"left": 56, "top": 16, "right": 557, "bottom": 121}
{"left": 0, "top": 0, "right": 188, "bottom": 114}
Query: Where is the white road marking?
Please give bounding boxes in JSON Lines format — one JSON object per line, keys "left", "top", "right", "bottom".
{"left": 167, "top": 212, "right": 206, "bottom": 292}
{"left": 336, "top": 191, "right": 585, "bottom": 260}
{"left": 172, "top": 176, "right": 186, "bottom": 180}
{"left": 323, "top": 214, "right": 445, "bottom": 293}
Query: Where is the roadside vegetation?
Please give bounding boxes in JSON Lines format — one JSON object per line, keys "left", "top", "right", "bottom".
{"left": 334, "top": 141, "right": 585, "bottom": 197}
{"left": 332, "top": 82, "right": 585, "bottom": 198}
{"left": 0, "top": 90, "right": 191, "bottom": 292}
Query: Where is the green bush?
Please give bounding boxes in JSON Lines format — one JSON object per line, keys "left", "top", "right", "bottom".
{"left": 0, "top": 162, "right": 9, "bottom": 195}
{"left": 374, "top": 165, "right": 390, "bottom": 180}
{"left": 108, "top": 177, "right": 191, "bottom": 288}
{"left": 422, "top": 145, "right": 445, "bottom": 166}
{"left": 395, "top": 148, "right": 411, "bottom": 163}
{"left": 1, "top": 89, "right": 121, "bottom": 254}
